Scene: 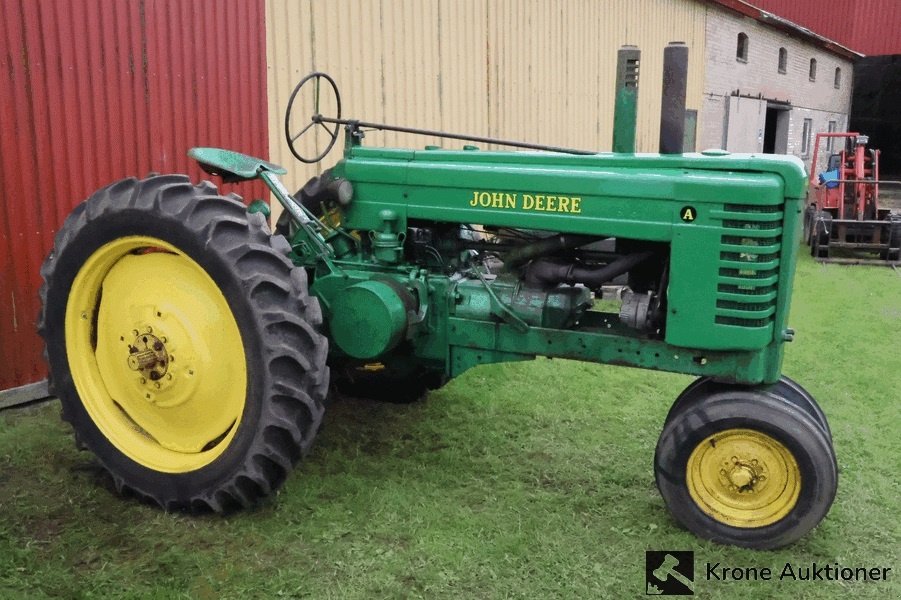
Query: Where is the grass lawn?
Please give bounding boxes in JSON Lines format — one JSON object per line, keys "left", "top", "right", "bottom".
{"left": 1, "top": 252, "right": 899, "bottom": 599}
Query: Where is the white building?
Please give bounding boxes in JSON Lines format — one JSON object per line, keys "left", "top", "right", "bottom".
{"left": 700, "top": 0, "right": 859, "bottom": 173}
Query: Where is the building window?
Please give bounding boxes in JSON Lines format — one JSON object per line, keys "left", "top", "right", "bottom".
{"left": 778, "top": 48, "right": 787, "bottom": 73}
{"left": 736, "top": 33, "right": 749, "bottom": 62}
{"left": 809, "top": 58, "right": 817, "bottom": 81}
{"left": 826, "top": 121, "right": 836, "bottom": 151}
{"left": 801, "top": 118, "right": 813, "bottom": 156}
{"left": 834, "top": 67, "right": 841, "bottom": 88}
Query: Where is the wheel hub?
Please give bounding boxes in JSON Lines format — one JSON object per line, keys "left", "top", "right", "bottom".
{"left": 121, "top": 320, "right": 187, "bottom": 406}
{"left": 127, "top": 330, "right": 170, "bottom": 381}
{"left": 721, "top": 458, "right": 765, "bottom": 492}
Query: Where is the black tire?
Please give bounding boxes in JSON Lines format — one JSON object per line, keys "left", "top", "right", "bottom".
{"left": 810, "top": 210, "right": 831, "bottom": 258}
{"left": 802, "top": 204, "right": 815, "bottom": 245}
{"left": 655, "top": 388, "right": 837, "bottom": 549}
{"left": 776, "top": 375, "right": 832, "bottom": 439}
{"left": 39, "top": 174, "right": 329, "bottom": 512}
{"left": 664, "top": 376, "right": 832, "bottom": 440}
{"left": 882, "top": 217, "right": 901, "bottom": 261}
{"left": 273, "top": 171, "right": 332, "bottom": 238}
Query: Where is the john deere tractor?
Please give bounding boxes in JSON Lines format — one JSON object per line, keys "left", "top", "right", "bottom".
{"left": 39, "top": 45, "right": 836, "bottom": 549}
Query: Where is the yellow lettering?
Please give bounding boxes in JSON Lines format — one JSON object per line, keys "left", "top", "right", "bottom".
{"left": 682, "top": 207, "right": 695, "bottom": 221}
{"left": 469, "top": 191, "right": 583, "bottom": 213}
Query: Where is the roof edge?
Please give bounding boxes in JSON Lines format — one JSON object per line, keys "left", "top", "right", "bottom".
{"left": 704, "top": 0, "right": 863, "bottom": 60}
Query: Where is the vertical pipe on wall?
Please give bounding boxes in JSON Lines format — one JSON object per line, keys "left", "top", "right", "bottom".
{"left": 612, "top": 45, "right": 640, "bottom": 153}
{"left": 659, "top": 41, "right": 688, "bottom": 154}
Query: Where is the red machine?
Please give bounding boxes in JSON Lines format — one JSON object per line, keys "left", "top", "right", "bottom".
{"left": 804, "top": 132, "right": 900, "bottom": 263}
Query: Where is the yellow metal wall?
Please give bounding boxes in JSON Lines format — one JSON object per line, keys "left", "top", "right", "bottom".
{"left": 266, "top": 0, "right": 706, "bottom": 196}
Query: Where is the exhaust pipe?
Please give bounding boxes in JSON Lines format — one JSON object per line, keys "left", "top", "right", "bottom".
{"left": 659, "top": 42, "right": 688, "bottom": 154}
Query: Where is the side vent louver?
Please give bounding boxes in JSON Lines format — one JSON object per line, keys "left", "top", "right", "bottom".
{"left": 712, "top": 204, "right": 782, "bottom": 329}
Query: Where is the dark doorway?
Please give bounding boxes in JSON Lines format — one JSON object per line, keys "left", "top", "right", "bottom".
{"left": 763, "top": 104, "right": 790, "bottom": 154}
{"left": 763, "top": 108, "right": 778, "bottom": 153}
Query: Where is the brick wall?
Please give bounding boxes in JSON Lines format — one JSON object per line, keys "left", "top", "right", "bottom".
{"left": 700, "top": 5, "right": 853, "bottom": 173}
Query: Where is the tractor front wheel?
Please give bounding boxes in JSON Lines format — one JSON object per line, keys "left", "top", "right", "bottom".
{"left": 655, "top": 385, "right": 837, "bottom": 549}
{"left": 663, "top": 375, "right": 832, "bottom": 440}
{"left": 39, "top": 175, "right": 329, "bottom": 511}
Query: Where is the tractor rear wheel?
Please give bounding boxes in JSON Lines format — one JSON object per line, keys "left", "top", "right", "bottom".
{"left": 655, "top": 386, "right": 837, "bottom": 549}
{"left": 39, "top": 175, "right": 329, "bottom": 512}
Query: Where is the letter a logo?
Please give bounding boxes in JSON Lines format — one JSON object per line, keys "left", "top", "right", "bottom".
{"left": 680, "top": 206, "right": 696, "bottom": 222}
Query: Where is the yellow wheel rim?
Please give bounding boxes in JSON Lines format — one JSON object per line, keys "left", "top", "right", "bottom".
{"left": 65, "top": 236, "right": 247, "bottom": 473}
{"left": 686, "top": 428, "right": 800, "bottom": 528}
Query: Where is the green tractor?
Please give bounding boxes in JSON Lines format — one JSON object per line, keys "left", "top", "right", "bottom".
{"left": 39, "top": 45, "right": 836, "bottom": 549}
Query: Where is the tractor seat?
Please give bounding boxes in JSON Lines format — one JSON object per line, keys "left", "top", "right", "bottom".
{"left": 188, "top": 147, "right": 287, "bottom": 183}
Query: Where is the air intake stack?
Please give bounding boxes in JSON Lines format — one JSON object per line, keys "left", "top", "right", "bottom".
{"left": 612, "top": 45, "right": 641, "bottom": 153}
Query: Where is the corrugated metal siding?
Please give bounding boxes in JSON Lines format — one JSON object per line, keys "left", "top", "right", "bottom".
{"left": 487, "top": 0, "right": 706, "bottom": 153}
{"left": 0, "top": 0, "right": 269, "bottom": 392}
{"left": 748, "top": 0, "right": 901, "bottom": 56}
{"left": 266, "top": 0, "right": 706, "bottom": 196}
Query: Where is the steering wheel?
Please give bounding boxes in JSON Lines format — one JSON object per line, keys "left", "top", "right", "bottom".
{"left": 284, "top": 72, "right": 342, "bottom": 164}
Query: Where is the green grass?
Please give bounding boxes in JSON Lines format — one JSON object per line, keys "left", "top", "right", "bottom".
{"left": 2, "top": 252, "right": 899, "bottom": 599}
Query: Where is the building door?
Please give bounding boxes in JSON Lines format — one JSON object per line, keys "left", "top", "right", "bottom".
{"left": 724, "top": 96, "right": 767, "bottom": 152}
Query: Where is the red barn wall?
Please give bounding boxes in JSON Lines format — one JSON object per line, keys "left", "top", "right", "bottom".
{"left": 748, "top": 0, "right": 901, "bottom": 56}
{"left": 0, "top": 0, "right": 268, "bottom": 394}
